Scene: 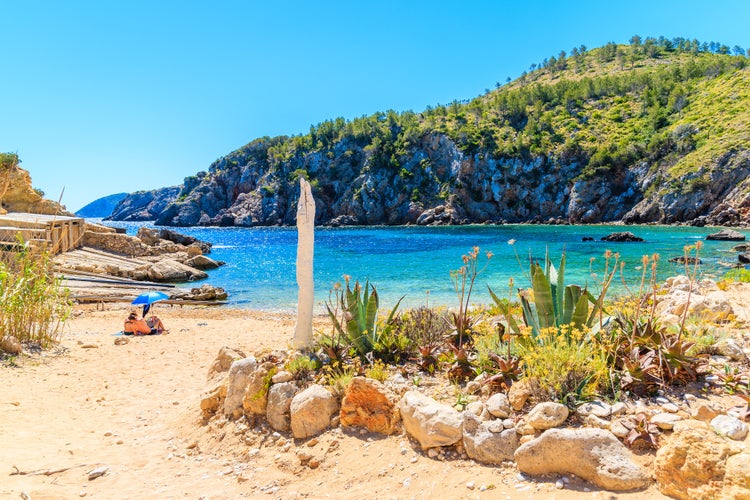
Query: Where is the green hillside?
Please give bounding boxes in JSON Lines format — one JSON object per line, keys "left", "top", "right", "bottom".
{"left": 117, "top": 37, "right": 750, "bottom": 227}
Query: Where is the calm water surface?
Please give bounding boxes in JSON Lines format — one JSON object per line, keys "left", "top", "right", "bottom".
{"left": 97, "top": 222, "right": 746, "bottom": 312}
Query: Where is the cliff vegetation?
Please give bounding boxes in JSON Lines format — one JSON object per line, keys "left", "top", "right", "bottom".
{"left": 110, "top": 37, "right": 750, "bottom": 227}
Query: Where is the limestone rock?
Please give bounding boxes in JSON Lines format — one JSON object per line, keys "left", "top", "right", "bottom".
{"left": 290, "top": 384, "right": 339, "bottom": 439}
{"left": 526, "top": 402, "right": 569, "bottom": 430}
{"left": 137, "top": 227, "right": 161, "bottom": 245}
{"left": 711, "top": 415, "right": 749, "bottom": 441}
{"left": 706, "top": 229, "right": 746, "bottom": 241}
{"left": 515, "top": 428, "right": 650, "bottom": 491}
{"left": 222, "top": 357, "right": 258, "bottom": 420}
{"left": 508, "top": 378, "right": 533, "bottom": 410}
{"left": 266, "top": 382, "right": 298, "bottom": 432}
{"left": 147, "top": 259, "right": 207, "bottom": 282}
{"left": 651, "top": 412, "right": 682, "bottom": 430}
{"left": 185, "top": 255, "right": 222, "bottom": 270}
{"left": 722, "top": 453, "right": 750, "bottom": 499}
{"left": 691, "top": 402, "right": 720, "bottom": 422}
{"left": 200, "top": 378, "right": 228, "bottom": 418}
{"left": 654, "top": 422, "right": 740, "bottom": 499}
{"left": 485, "top": 393, "right": 511, "bottom": 418}
{"left": 576, "top": 401, "right": 612, "bottom": 418}
{"left": 462, "top": 412, "right": 519, "bottom": 464}
{"left": 399, "top": 391, "right": 462, "bottom": 450}
{"left": 714, "top": 338, "right": 747, "bottom": 362}
{"left": 242, "top": 362, "right": 276, "bottom": 416}
{"left": 0, "top": 335, "right": 22, "bottom": 355}
{"left": 206, "top": 346, "right": 245, "bottom": 381}
{"left": 340, "top": 377, "right": 400, "bottom": 435}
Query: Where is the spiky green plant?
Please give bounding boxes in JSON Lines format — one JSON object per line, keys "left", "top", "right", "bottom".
{"left": 325, "top": 277, "right": 403, "bottom": 359}
{"left": 489, "top": 250, "right": 616, "bottom": 342}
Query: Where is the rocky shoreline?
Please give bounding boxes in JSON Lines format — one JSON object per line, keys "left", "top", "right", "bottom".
{"left": 55, "top": 222, "right": 228, "bottom": 303}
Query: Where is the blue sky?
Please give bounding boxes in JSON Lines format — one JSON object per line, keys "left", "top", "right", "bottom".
{"left": 2, "top": 1, "right": 749, "bottom": 212}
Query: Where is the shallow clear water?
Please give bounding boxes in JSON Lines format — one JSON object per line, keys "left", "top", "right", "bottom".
{"left": 96, "top": 221, "right": 746, "bottom": 312}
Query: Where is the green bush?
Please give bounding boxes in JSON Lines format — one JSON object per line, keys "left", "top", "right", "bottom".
{"left": 0, "top": 242, "right": 71, "bottom": 348}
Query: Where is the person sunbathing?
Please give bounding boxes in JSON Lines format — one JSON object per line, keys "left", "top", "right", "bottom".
{"left": 146, "top": 315, "right": 168, "bottom": 334}
{"left": 124, "top": 312, "right": 159, "bottom": 336}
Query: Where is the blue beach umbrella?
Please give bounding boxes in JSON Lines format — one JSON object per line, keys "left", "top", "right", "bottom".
{"left": 131, "top": 291, "right": 169, "bottom": 317}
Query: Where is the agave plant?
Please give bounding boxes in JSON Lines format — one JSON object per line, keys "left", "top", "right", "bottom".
{"left": 325, "top": 277, "right": 403, "bottom": 359}
{"left": 483, "top": 351, "right": 523, "bottom": 392}
{"left": 621, "top": 413, "right": 661, "bottom": 449}
{"left": 489, "top": 250, "right": 616, "bottom": 342}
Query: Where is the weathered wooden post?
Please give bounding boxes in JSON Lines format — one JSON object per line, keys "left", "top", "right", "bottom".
{"left": 292, "top": 177, "right": 315, "bottom": 349}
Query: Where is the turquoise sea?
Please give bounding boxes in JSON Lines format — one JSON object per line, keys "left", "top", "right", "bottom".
{"left": 98, "top": 222, "right": 747, "bottom": 312}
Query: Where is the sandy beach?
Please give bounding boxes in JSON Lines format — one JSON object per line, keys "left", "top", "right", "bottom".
{"left": 1, "top": 302, "right": 679, "bottom": 499}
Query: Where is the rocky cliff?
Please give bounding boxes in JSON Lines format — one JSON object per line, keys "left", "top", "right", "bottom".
{"left": 0, "top": 154, "right": 71, "bottom": 216}
{"left": 106, "top": 185, "right": 182, "bottom": 221}
{"left": 109, "top": 40, "right": 750, "bottom": 227}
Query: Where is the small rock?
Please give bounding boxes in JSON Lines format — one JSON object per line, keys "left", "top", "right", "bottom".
{"left": 465, "top": 381, "right": 481, "bottom": 394}
{"left": 87, "top": 466, "right": 109, "bottom": 480}
{"left": 466, "top": 481, "right": 475, "bottom": 490}
{"left": 486, "top": 393, "right": 511, "bottom": 418}
{"left": 585, "top": 414, "right": 610, "bottom": 429}
{"left": 0, "top": 335, "right": 22, "bottom": 354}
{"left": 427, "top": 448, "right": 439, "bottom": 458}
{"left": 710, "top": 415, "right": 749, "bottom": 440}
{"left": 610, "top": 402, "right": 628, "bottom": 416}
{"left": 610, "top": 418, "right": 630, "bottom": 438}
{"left": 526, "top": 402, "right": 569, "bottom": 430}
{"left": 577, "top": 401, "right": 611, "bottom": 418}
{"left": 714, "top": 338, "right": 747, "bottom": 361}
{"left": 272, "top": 371, "right": 294, "bottom": 384}
{"left": 661, "top": 403, "right": 680, "bottom": 413}
{"left": 114, "top": 337, "right": 129, "bottom": 345}
{"left": 555, "top": 479, "right": 565, "bottom": 489}
{"left": 651, "top": 413, "right": 682, "bottom": 430}
{"left": 508, "top": 379, "right": 533, "bottom": 410}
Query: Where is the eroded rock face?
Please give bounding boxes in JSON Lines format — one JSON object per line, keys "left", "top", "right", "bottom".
{"left": 242, "top": 362, "right": 276, "bottom": 417}
{"left": 654, "top": 422, "right": 741, "bottom": 499}
{"left": 398, "top": 391, "right": 462, "bottom": 450}
{"left": 266, "top": 382, "right": 298, "bottom": 432}
{"left": 339, "top": 377, "right": 400, "bottom": 435}
{"left": 0, "top": 163, "right": 69, "bottom": 215}
{"left": 462, "top": 412, "right": 519, "bottom": 464}
{"left": 206, "top": 346, "right": 246, "bottom": 381}
{"left": 514, "top": 428, "right": 650, "bottom": 491}
{"left": 223, "top": 357, "right": 258, "bottom": 420}
{"left": 290, "top": 384, "right": 339, "bottom": 439}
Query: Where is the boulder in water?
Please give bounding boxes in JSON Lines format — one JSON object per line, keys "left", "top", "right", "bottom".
{"left": 601, "top": 231, "right": 644, "bottom": 242}
{"left": 706, "top": 229, "right": 746, "bottom": 241}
